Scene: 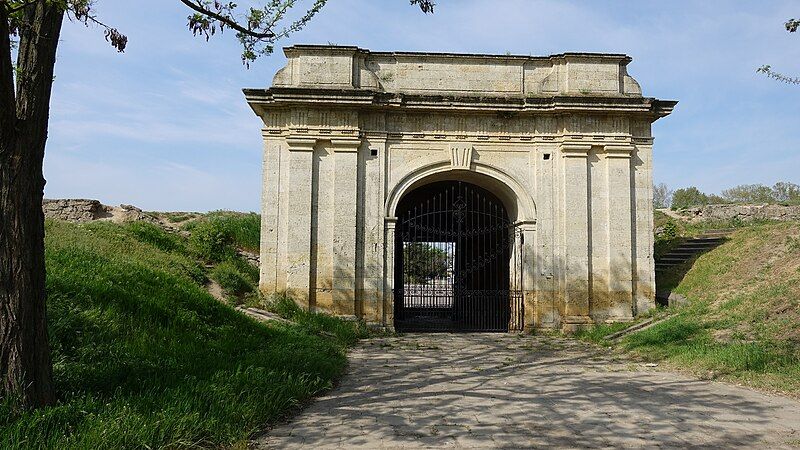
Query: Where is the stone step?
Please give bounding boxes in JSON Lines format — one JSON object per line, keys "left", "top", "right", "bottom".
{"left": 666, "top": 251, "right": 702, "bottom": 257}
{"left": 655, "top": 230, "right": 731, "bottom": 273}
{"left": 699, "top": 228, "right": 736, "bottom": 234}
{"left": 672, "top": 245, "right": 718, "bottom": 251}
{"left": 659, "top": 257, "right": 691, "bottom": 263}
{"left": 684, "top": 237, "right": 726, "bottom": 244}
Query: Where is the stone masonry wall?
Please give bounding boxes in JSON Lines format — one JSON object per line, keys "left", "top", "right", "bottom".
{"left": 676, "top": 204, "right": 800, "bottom": 222}
{"left": 42, "top": 199, "right": 110, "bottom": 222}
{"left": 247, "top": 45, "right": 676, "bottom": 330}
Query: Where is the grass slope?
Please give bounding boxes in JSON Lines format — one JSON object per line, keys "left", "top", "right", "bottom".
{"left": 1, "top": 220, "right": 366, "bottom": 449}
{"left": 582, "top": 221, "right": 800, "bottom": 396}
{"left": 183, "top": 211, "right": 261, "bottom": 253}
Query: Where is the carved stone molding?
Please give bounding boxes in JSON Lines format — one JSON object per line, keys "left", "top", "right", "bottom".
{"left": 286, "top": 137, "right": 316, "bottom": 151}
{"left": 603, "top": 144, "right": 634, "bottom": 159}
{"left": 560, "top": 143, "right": 592, "bottom": 158}
{"left": 329, "top": 137, "right": 362, "bottom": 152}
{"left": 449, "top": 143, "right": 474, "bottom": 169}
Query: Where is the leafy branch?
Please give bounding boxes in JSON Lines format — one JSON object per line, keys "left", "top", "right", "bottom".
{"left": 3, "top": 1, "right": 127, "bottom": 52}
{"left": 758, "top": 17, "right": 798, "bottom": 84}
{"left": 180, "top": 0, "right": 435, "bottom": 66}
{"left": 4, "top": 0, "right": 435, "bottom": 66}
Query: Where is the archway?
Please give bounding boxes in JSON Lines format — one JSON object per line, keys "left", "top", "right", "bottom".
{"left": 394, "top": 180, "right": 524, "bottom": 332}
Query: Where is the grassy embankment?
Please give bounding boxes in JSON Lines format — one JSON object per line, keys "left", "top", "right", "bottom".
{"left": 1, "top": 217, "right": 367, "bottom": 449}
{"left": 579, "top": 220, "right": 800, "bottom": 396}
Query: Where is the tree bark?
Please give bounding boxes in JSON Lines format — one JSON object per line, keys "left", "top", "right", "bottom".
{"left": 0, "top": 1, "right": 64, "bottom": 409}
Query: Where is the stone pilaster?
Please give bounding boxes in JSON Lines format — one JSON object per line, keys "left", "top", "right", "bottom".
{"left": 361, "top": 137, "right": 387, "bottom": 323}
{"left": 633, "top": 139, "right": 657, "bottom": 315}
{"left": 285, "top": 137, "right": 316, "bottom": 308}
{"left": 605, "top": 144, "right": 634, "bottom": 320}
{"left": 330, "top": 137, "right": 362, "bottom": 315}
{"left": 517, "top": 222, "right": 537, "bottom": 331}
{"left": 561, "top": 142, "right": 593, "bottom": 330}
{"left": 259, "top": 135, "right": 282, "bottom": 295}
{"left": 534, "top": 145, "right": 557, "bottom": 327}
{"left": 383, "top": 218, "right": 397, "bottom": 328}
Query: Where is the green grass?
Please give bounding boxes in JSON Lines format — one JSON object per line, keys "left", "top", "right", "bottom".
{"left": 573, "top": 321, "right": 633, "bottom": 343}
{"left": 184, "top": 211, "right": 260, "bottom": 253}
{"left": 621, "top": 309, "right": 800, "bottom": 391}
{"left": 0, "top": 220, "right": 365, "bottom": 449}
{"left": 210, "top": 259, "right": 258, "bottom": 298}
{"left": 579, "top": 221, "right": 800, "bottom": 395}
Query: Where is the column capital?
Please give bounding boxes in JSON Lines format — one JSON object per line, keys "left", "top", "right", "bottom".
{"left": 560, "top": 142, "right": 592, "bottom": 157}
{"left": 286, "top": 136, "right": 316, "bottom": 151}
{"left": 329, "top": 136, "right": 362, "bottom": 152}
{"left": 603, "top": 144, "right": 634, "bottom": 158}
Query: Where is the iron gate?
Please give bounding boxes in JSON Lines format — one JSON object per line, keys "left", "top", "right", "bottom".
{"left": 394, "top": 181, "right": 524, "bottom": 332}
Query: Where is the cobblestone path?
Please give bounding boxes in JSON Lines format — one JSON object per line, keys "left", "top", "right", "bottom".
{"left": 257, "top": 334, "right": 800, "bottom": 449}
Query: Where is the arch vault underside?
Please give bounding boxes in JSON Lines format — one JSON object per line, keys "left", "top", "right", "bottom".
{"left": 246, "top": 45, "right": 675, "bottom": 331}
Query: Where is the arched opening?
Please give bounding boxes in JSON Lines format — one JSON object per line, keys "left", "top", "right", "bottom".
{"left": 394, "top": 180, "right": 524, "bottom": 332}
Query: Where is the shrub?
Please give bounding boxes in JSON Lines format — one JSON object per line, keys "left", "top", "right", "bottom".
{"left": 205, "top": 211, "right": 260, "bottom": 252}
{"left": 654, "top": 219, "right": 681, "bottom": 259}
{"left": 188, "top": 220, "right": 234, "bottom": 262}
{"left": 659, "top": 220, "right": 678, "bottom": 240}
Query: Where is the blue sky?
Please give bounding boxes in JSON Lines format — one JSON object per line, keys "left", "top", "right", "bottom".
{"left": 44, "top": 0, "right": 800, "bottom": 212}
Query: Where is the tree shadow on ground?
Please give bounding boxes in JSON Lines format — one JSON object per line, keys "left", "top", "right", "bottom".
{"left": 258, "top": 333, "right": 800, "bottom": 448}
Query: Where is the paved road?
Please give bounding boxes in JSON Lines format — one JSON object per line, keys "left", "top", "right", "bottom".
{"left": 257, "top": 334, "right": 800, "bottom": 449}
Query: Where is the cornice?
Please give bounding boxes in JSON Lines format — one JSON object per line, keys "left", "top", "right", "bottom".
{"left": 244, "top": 88, "right": 677, "bottom": 119}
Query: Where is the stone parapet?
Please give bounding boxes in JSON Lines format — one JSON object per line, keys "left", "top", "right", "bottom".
{"left": 271, "top": 45, "right": 645, "bottom": 98}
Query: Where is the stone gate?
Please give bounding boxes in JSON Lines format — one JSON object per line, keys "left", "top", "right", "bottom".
{"left": 245, "top": 45, "right": 675, "bottom": 331}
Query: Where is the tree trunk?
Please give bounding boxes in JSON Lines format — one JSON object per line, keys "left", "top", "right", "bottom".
{"left": 0, "top": 1, "right": 64, "bottom": 409}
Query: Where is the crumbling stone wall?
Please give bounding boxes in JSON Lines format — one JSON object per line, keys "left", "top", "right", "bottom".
{"left": 677, "top": 204, "right": 800, "bottom": 222}
{"left": 42, "top": 199, "right": 161, "bottom": 224}
{"left": 42, "top": 199, "right": 110, "bottom": 222}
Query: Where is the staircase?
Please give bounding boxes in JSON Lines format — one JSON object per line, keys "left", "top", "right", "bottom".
{"left": 655, "top": 229, "right": 734, "bottom": 272}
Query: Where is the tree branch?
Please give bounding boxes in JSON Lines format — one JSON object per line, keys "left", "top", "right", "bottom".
{"left": 66, "top": 1, "right": 127, "bottom": 52}
{"left": 757, "top": 65, "right": 800, "bottom": 85}
{"left": 178, "top": 0, "right": 275, "bottom": 39}
{"left": 177, "top": 0, "right": 434, "bottom": 65}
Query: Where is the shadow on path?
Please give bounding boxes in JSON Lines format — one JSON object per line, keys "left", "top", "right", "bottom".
{"left": 257, "top": 334, "right": 800, "bottom": 449}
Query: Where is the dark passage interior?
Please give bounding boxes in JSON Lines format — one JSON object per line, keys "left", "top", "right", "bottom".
{"left": 394, "top": 180, "right": 523, "bottom": 332}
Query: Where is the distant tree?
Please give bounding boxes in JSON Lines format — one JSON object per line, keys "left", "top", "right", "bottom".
{"left": 653, "top": 182, "right": 673, "bottom": 209}
{"left": 772, "top": 181, "right": 800, "bottom": 204}
{"left": 721, "top": 183, "right": 776, "bottom": 203}
{"left": 707, "top": 193, "right": 727, "bottom": 204}
{"left": 758, "top": 17, "right": 799, "bottom": 84}
{"left": 1, "top": 0, "right": 434, "bottom": 412}
{"left": 671, "top": 187, "right": 710, "bottom": 209}
{"left": 403, "top": 243, "right": 449, "bottom": 284}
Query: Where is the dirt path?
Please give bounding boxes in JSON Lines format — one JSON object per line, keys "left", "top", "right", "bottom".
{"left": 256, "top": 333, "right": 800, "bottom": 449}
